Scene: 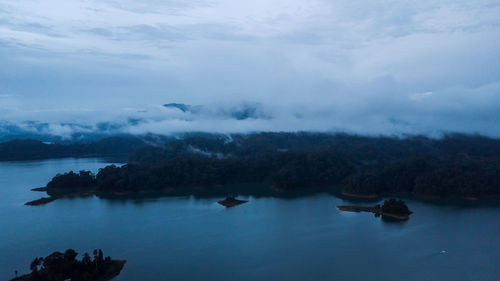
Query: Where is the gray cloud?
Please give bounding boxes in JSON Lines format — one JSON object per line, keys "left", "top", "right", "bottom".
{"left": 0, "top": 0, "right": 499, "bottom": 137}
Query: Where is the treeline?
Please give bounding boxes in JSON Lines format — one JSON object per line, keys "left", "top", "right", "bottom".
{"left": 97, "top": 151, "right": 354, "bottom": 192}
{"left": 128, "top": 132, "right": 500, "bottom": 165}
{"left": 380, "top": 199, "right": 411, "bottom": 215}
{"left": 41, "top": 133, "right": 500, "bottom": 199}
{"left": 11, "top": 249, "right": 125, "bottom": 281}
{"left": 47, "top": 151, "right": 354, "bottom": 196}
{"left": 46, "top": 171, "right": 96, "bottom": 195}
{"left": 46, "top": 154, "right": 500, "bottom": 199}
{"left": 0, "top": 137, "right": 145, "bottom": 161}
{"left": 5, "top": 132, "right": 500, "bottom": 164}
{"left": 343, "top": 155, "right": 500, "bottom": 198}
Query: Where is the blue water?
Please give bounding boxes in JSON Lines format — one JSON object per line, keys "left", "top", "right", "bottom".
{"left": 0, "top": 158, "right": 499, "bottom": 281}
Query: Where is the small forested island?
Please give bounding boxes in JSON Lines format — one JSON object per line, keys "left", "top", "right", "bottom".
{"left": 23, "top": 133, "right": 500, "bottom": 205}
{"left": 337, "top": 199, "right": 413, "bottom": 220}
{"left": 10, "top": 249, "right": 126, "bottom": 281}
{"left": 218, "top": 197, "right": 248, "bottom": 207}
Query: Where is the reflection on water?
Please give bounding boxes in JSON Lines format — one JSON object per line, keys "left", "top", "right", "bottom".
{"left": 0, "top": 158, "right": 499, "bottom": 281}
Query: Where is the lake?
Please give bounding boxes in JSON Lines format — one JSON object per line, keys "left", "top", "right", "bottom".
{"left": 0, "top": 158, "right": 499, "bottom": 281}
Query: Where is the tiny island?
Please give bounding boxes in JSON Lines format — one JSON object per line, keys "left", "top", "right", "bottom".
{"left": 10, "top": 249, "right": 126, "bottom": 281}
{"left": 337, "top": 198, "right": 413, "bottom": 220}
{"left": 218, "top": 197, "right": 248, "bottom": 207}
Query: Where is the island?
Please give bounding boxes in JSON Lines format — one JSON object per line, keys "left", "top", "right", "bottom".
{"left": 218, "top": 197, "right": 248, "bottom": 207}
{"left": 337, "top": 198, "right": 413, "bottom": 220}
{"left": 10, "top": 249, "right": 126, "bottom": 281}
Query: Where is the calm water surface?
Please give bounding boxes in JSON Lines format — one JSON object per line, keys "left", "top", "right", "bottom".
{"left": 0, "top": 158, "right": 499, "bottom": 281}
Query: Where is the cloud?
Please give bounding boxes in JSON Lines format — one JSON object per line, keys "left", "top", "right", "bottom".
{"left": 2, "top": 97, "right": 500, "bottom": 140}
{"left": 0, "top": 0, "right": 499, "bottom": 137}
{"left": 410, "top": 92, "right": 433, "bottom": 101}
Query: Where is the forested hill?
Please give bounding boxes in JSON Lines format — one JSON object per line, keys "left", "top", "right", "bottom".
{"left": 127, "top": 133, "right": 500, "bottom": 165}
{"left": 0, "top": 137, "right": 145, "bottom": 161}
{"left": 41, "top": 133, "right": 500, "bottom": 199}
{"left": 4, "top": 132, "right": 500, "bottom": 163}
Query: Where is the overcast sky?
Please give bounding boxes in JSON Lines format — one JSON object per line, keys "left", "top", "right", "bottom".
{"left": 1, "top": 0, "right": 500, "bottom": 136}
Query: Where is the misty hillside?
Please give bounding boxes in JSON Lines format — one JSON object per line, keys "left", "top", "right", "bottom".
{"left": 3, "top": 132, "right": 500, "bottom": 163}
{"left": 36, "top": 132, "right": 500, "bottom": 199}
{"left": 5, "top": 132, "right": 500, "bottom": 199}
{"left": 0, "top": 137, "right": 146, "bottom": 161}
{"left": 127, "top": 133, "right": 500, "bottom": 165}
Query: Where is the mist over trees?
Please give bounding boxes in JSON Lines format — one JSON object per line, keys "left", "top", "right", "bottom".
{"left": 41, "top": 133, "right": 500, "bottom": 199}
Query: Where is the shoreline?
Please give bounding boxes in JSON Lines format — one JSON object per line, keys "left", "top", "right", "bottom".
{"left": 341, "top": 191, "right": 380, "bottom": 199}
{"left": 344, "top": 190, "right": 499, "bottom": 202}
{"left": 24, "top": 185, "right": 499, "bottom": 206}
{"left": 336, "top": 205, "right": 412, "bottom": 220}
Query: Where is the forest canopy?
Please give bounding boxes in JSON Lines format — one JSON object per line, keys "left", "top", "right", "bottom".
{"left": 41, "top": 133, "right": 500, "bottom": 199}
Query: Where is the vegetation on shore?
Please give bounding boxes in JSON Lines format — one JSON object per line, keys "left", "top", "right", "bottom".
{"left": 46, "top": 171, "right": 97, "bottom": 196}
{"left": 23, "top": 133, "right": 500, "bottom": 201}
{"left": 380, "top": 199, "right": 412, "bottom": 215}
{"left": 0, "top": 137, "right": 144, "bottom": 161}
{"left": 337, "top": 199, "right": 413, "bottom": 220}
{"left": 10, "top": 249, "right": 125, "bottom": 281}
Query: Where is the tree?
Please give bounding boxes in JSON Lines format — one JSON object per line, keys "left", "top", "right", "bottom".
{"left": 64, "top": 249, "right": 78, "bottom": 261}
{"left": 381, "top": 199, "right": 411, "bottom": 214}
{"left": 30, "top": 257, "right": 42, "bottom": 273}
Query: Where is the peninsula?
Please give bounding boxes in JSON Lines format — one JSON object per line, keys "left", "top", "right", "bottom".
{"left": 20, "top": 133, "right": 500, "bottom": 205}
{"left": 337, "top": 199, "right": 413, "bottom": 220}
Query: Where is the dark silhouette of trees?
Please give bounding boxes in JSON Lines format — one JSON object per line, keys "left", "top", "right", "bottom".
{"left": 47, "top": 171, "right": 95, "bottom": 189}
{"left": 45, "top": 171, "right": 97, "bottom": 196}
{"left": 381, "top": 199, "right": 411, "bottom": 214}
{"left": 342, "top": 156, "right": 500, "bottom": 198}
{"left": 11, "top": 249, "right": 125, "bottom": 281}
{"left": 0, "top": 137, "right": 145, "bottom": 161}
{"left": 38, "top": 133, "right": 500, "bottom": 199}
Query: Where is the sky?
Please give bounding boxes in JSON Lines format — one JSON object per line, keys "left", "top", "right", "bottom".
{"left": 1, "top": 0, "right": 500, "bottom": 137}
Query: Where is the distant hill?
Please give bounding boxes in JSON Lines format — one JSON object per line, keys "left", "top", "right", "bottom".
{"left": 0, "top": 137, "right": 146, "bottom": 161}
{"left": 163, "top": 101, "right": 270, "bottom": 120}
{"left": 163, "top": 103, "right": 193, "bottom": 112}
{"left": 0, "top": 121, "right": 138, "bottom": 143}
